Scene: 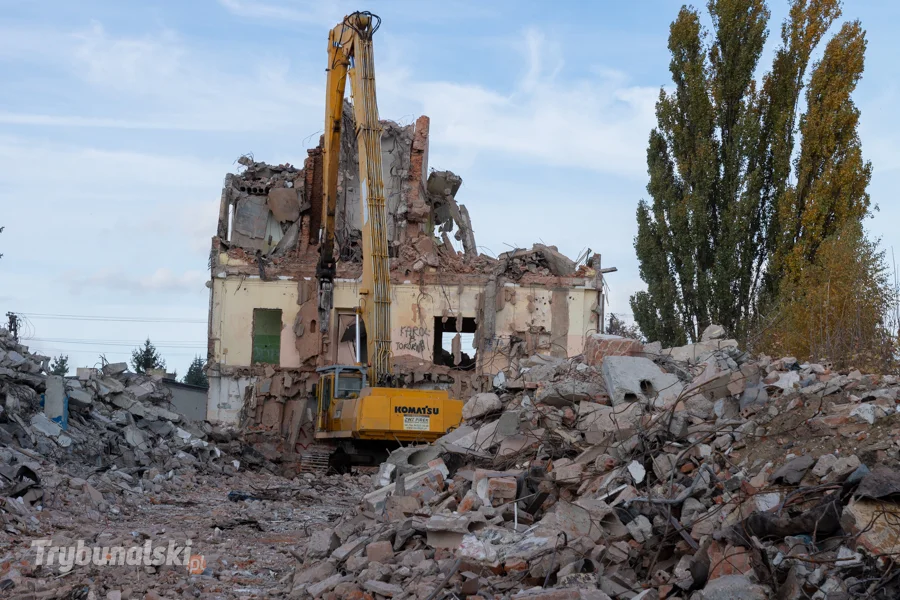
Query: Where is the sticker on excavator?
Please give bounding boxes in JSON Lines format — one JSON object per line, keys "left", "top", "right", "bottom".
{"left": 403, "top": 415, "right": 430, "bottom": 431}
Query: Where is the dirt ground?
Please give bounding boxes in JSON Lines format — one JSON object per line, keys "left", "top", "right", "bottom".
{"left": 1, "top": 467, "right": 367, "bottom": 599}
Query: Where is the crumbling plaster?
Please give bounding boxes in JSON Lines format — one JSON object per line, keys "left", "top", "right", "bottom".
{"left": 207, "top": 274, "right": 600, "bottom": 424}
{"left": 209, "top": 277, "right": 598, "bottom": 371}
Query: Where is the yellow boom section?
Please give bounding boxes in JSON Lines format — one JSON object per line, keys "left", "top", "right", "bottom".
{"left": 319, "top": 12, "right": 392, "bottom": 384}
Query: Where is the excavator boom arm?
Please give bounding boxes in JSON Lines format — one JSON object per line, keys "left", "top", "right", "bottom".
{"left": 318, "top": 12, "right": 393, "bottom": 384}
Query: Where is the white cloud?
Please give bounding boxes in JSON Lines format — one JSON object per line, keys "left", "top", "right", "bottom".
{"left": 0, "top": 135, "right": 224, "bottom": 191}
{"left": 0, "top": 23, "right": 322, "bottom": 133}
{"left": 217, "top": 0, "right": 348, "bottom": 25}
{"left": 0, "top": 20, "right": 657, "bottom": 178}
{"left": 377, "top": 28, "right": 658, "bottom": 179}
{"left": 64, "top": 268, "right": 208, "bottom": 295}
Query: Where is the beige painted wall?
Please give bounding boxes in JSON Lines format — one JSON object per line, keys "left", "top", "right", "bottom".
{"left": 209, "top": 275, "right": 600, "bottom": 371}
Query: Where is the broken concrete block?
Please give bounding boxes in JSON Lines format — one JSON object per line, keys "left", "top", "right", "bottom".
{"left": 307, "top": 573, "right": 347, "bottom": 598}
{"left": 458, "top": 489, "right": 482, "bottom": 514}
{"left": 307, "top": 528, "right": 340, "bottom": 559}
{"left": 122, "top": 425, "right": 147, "bottom": 449}
{"left": 374, "top": 462, "right": 396, "bottom": 487}
{"left": 627, "top": 460, "right": 646, "bottom": 484}
{"left": 451, "top": 420, "right": 508, "bottom": 452}
{"left": 126, "top": 383, "right": 154, "bottom": 401}
{"left": 602, "top": 356, "right": 683, "bottom": 407}
{"left": 850, "top": 403, "right": 881, "bottom": 425}
{"left": 554, "top": 462, "right": 584, "bottom": 485}
{"left": 768, "top": 371, "right": 800, "bottom": 392}
{"left": 362, "top": 580, "right": 403, "bottom": 597}
{"left": 98, "top": 377, "right": 126, "bottom": 395}
{"left": 45, "top": 375, "right": 67, "bottom": 424}
{"left": 76, "top": 367, "right": 97, "bottom": 380}
{"left": 811, "top": 454, "right": 837, "bottom": 478}
{"left": 739, "top": 385, "right": 768, "bottom": 412}
{"left": 497, "top": 410, "right": 523, "bottom": 436}
{"left": 365, "top": 540, "right": 394, "bottom": 563}
{"left": 267, "top": 187, "right": 300, "bottom": 222}
{"left": 293, "top": 561, "right": 336, "bottom": 586}
{"left": 66, "top": 388, "right": 94, "bottom": 409}
{"left": 498, "top": 433, "right": 540, "bottom": 456}
{"left": 652, "top": 454, "right": 678, "bottom": 483}
{"left": 661, "top": 339, "right": 739, "bottom": 364}
{"left": 684, "top": 361, "right": 732, "bottom": 401}
{"left": 426, "top": 513, "right": 487, "bottom": 549}
{"left": 83, "top": 482, "right": 104, "bottom": 505}
{"left": 536, "top": 380, "right": 604, "bottom": 407}
{"left": 576, "top": 401, "right": 642, "bottom": 433}
{"left": 384, "top": 494, "right": 420, "bottom": 520}
{"left": 363, "top": 465, "right": 446, "bottom": 511}
{"left": 102, "top": 362, "right": 128, "bottom": 376}
{"left": 30, "top": 413, "right": 62, "bottom": 437}
{"left": 626, "top": 514, "right": 652, "bottom": 543}
{"left": 513, "top": 588, "right": 612, "bottom": 599}
{"left": 692, "top": 575, "right": 768, "bottom": 600}
{"left": 701, "top": 324, "right": 726, "bottom": 341}
{"left": 462, "top": 392, "right": 501, "bottom": 419}
{"left": 769, "top": 455, "right": 815, "bottom": 485}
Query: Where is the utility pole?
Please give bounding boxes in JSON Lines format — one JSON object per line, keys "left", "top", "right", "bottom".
{"left": 6, "top": 312, "right": 20, "bottom": 341}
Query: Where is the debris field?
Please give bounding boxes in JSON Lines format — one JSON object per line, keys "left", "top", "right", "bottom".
{"left": 5, "top": 324, "right": 900, "bottom": 598}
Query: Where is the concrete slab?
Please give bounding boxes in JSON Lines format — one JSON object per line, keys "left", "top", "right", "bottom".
{"left": 602, "top": 356, "right": 683, "bottom": 407}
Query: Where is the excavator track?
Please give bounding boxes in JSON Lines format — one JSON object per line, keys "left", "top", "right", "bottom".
{"left": 298, "top": 444, "right": 334, "bottom": 474}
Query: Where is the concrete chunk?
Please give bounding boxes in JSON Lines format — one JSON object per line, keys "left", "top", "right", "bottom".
{"left": 693, "top": 575, "right": 768, "bottom": 600}
{"left": 576, "top": 401, "right": 642, "bottom": 433}
{"left": 307, "top": 528, "right": 340, "bottom": 559}
{"left": 126, "top": 383, "right": 154, "bottom": 401}
{"left": 31, "top": 413, "right": 62, "bottom": 437}
{"left": 66, "top": 388, "right": 94, "bottom": 408}
{"left": 267, "top": 187, "right": 300, "bottom": 222}
{"left": 102, "top": 362, "right": 128, "bottom": 376}
{"left": 602, "top": 356, "right": 683, "bottom": 407}
{"left": 462, "top": 392, "right": 501, "bottom": 419}
{"left": 307, "top": 573, "right": 346, "bottom": 598}
{"left": 363, "top": 580, "right": 403, "bottom": 597}
{"left": 45, "top": 375, "right": 67, "bottom": 423}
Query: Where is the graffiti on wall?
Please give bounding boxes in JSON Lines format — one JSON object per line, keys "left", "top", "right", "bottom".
{"left": 396, "top": 325, "right": 429, "bottom": 354}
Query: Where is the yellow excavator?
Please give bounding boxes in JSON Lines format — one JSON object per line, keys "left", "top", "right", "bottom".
{"left": 314, "top": 11, "right": 463, "bottom": 470}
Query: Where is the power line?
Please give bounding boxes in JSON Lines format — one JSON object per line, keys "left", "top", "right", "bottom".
{"left": 32, "top": 347, "right": 204, "bottom": 358}
{"left": 28, "top": 337, "right": 205, "bottom": 349}
{"left": 13, "top": 312, "right": 206, "bottom": 324}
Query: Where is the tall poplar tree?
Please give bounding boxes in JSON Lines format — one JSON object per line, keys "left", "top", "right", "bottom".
{"left": 630, "top": 0, "right": 870, "bottom": 346}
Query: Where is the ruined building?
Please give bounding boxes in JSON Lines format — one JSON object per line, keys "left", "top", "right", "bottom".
{"left": 206, "top": 109, "right": 610, "bottom": 463}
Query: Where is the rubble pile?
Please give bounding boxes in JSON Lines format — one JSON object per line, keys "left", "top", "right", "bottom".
{"left": 498, "top": 244, "right": 578, "bottom": 281}
{"left": 289, "top": 325, "right": 900, "bottom": 599}
{"left": 0, "top": 328, "right": 240, "bottom": 479}
{"left": 1, "top": 329, "right": 372, "bottom": 597}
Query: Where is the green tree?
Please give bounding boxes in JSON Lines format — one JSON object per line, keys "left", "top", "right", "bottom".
{"left": 607, "top": 314, "right": 643, "bottom": 341}
{"left": 50, "top": 354, "right": 69, "bottom": 376}
{"left": 131, "top": 338, "right": 166, "bottom": 374}
{"left": 630, "top": 0, "right": 869, "bottom": 346}
{"left": 183, "top": 355, "right": 208, "bottom": 388}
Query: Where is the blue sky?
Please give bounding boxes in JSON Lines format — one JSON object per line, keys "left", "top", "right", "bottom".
{"left": 1, "top": 0, "right": 897, "bottom": 376}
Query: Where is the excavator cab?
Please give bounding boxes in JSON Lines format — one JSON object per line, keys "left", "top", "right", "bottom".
{"left": 315, "top": 365, "right": 367, "bottom": 432}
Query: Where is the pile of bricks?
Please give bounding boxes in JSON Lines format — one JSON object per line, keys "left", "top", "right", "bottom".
{"left": 288, "top": 326, "right": 900, "bottom": 599}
